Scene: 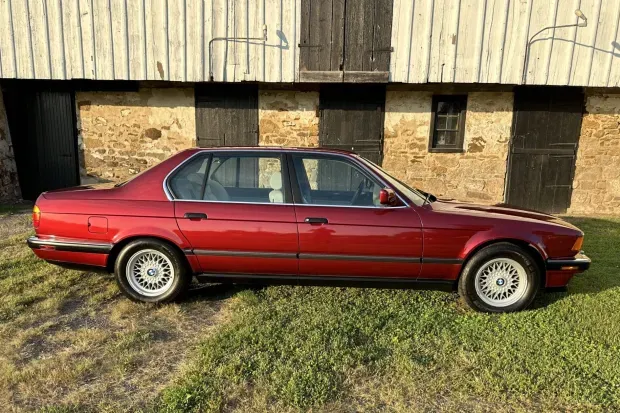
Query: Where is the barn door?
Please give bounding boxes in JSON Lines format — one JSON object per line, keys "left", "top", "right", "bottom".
{"left": 3, "top": 88, "right": 78, "bottom": 200}
{"left": 506, "top": 88, "right": 584, "bottom": 214}
{"left": 195, "top": 84, "right": 258, "bottom": 147}
{"left": 299, "top": 0, "right": 393, "bottom": 73}
{"left": 319, "top": 85, "right": 385, "bottom": 164}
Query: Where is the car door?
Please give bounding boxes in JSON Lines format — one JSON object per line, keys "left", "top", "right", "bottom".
{"left": 169, "top": 151, "right": 298, "bottom": 275}
{"left": 289, "top": 153, "right": 423, "bottom": 279}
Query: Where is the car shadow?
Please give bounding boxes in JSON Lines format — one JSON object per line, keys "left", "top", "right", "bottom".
{"left": 184, "top": 281, "right": 265, "bottom": 303}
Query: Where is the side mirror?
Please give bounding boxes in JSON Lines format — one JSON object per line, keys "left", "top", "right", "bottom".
{"left": 379, "top": 188, "right": 396, "bottom": 205}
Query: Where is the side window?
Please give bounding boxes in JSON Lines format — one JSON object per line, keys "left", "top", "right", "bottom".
{"left": 205, "top": 154, "right": 284, "bottom": 203}
{"left": 429, "top": 95, "right": 467, "bottom": 153}
{"left": 168, "top": 155, "right": 210, "bottom": 200}
{"left": 292, "top": 155, "right": 383, "bottom": 207}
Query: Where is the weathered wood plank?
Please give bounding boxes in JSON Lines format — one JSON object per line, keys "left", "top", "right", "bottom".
{"left": 330, "top": 0, "right": 345, "bottom": 71}
{"left": 298, "top": 0, "right": 311, "bottom": 71}
{"left": 110, "top": 0, "right": 128, "bottom": 79}
{"left": 185, "top": 0, "right": 202, "bottom": 81}
{"left": 568, "top": 0, "right": 601, "bottom": 86}
{"left": 150, "top": 0, "right": 168, "bottom": 80}
{"left": 60, "top": 0, "right": 83, "bottom": 79}
{"left": 127, "top": 0, "right": 146, "bottom": 80}
{"left": 46, "top": 0, "right": 66, "bottom": 79}
{"left": 589, "top": 0, "right": 620, "bottom": 86}
{"left": 28, "top": 0, "right": 51, "bottom": 78}
{"left": 78, "top": 0, "right": 96, "bottom": 79}
{"left": 371, "top": 0, "right": 393, "bottom": 72}
{"left": 167, "top": 0, "right": 184, "bottom": 81}
{"left": 92, "top": 0, "right": 114, "bottom": 79}
{"left": 299, "top": 70, "right": 343, "bottom": 82}
{"left": 0, "top": 0, "right": 18, "bottom": 77}
{"left": 343, "top": 71, "right": 389, "bottom": 83}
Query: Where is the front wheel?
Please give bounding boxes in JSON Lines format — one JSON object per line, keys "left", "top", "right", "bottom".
{"left": 115, "top": 238, "right": 190, "bottom": 303}
{"left": 458, "top": 243, "right": 541, "bottom": 313}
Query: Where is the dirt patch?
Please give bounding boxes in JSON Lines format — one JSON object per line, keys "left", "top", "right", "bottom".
{"left": 0, "top": 209, "right": 235, "bottom": 412}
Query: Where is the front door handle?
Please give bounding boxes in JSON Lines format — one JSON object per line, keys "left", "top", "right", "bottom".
{"left": 304, "top": 217, "right": 328, "bottom": 224}
{"left": 184, "top": 212, "right": 208, "bottom": 220}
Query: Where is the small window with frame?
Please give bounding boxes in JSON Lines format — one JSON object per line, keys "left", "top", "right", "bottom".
{"left": 429, "top": 95, "right": 467, "bottom": 153}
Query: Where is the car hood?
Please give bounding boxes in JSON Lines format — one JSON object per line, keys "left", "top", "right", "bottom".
{"left": 430, "top": 198, "right": 580, "bottom": 231}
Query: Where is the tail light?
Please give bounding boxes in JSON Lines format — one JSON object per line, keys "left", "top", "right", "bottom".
{"left": 572, "top": 235, "right": 584, "bottom": 253}
{"left": 32, "top": 205, "right": 41, "bottom": 228}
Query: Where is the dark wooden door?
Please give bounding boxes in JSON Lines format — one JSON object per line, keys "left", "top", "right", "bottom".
{"left": 319, "top": 85, "right": 385, "bottom": 164}
{"left": 506, "top": 88, "right": 584, "bottom": 214}
{"left": 195, "top": 84, "right": 258, "bottom": 147}
{"left": 3, "top": 89, "right": 78, "bottom": 200}
{"left": 299, "top": 0, "right": 393, "bottom": 72}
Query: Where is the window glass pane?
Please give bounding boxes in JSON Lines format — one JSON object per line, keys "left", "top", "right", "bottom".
{"left": 437, "top": 100, "right": 460, "bottom": 114}
{"left": 205, "top": 154, "right": 283, "bottom": 203}
{"left": 444, "top": 131, "right": 457, "bottom": 146}
{"left": 446, "top": 115, "right": 459, "bottom": 130}
{"left": 436, "top": 115, "right": 448, "bottom": 129}
{"left": 293, "top": 156, "right": 383, "bottom": 207}
{"left": 169, "top": 155, "right": 209, "bottom": 200}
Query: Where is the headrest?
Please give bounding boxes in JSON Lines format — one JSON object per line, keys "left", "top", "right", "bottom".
{"left": 270, "top": 172, "right": 282, "bottom": 190}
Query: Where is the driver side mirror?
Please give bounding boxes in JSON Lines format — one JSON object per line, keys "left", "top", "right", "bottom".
{"left": 379, "top": 188, "right": 397, "bottom": 206}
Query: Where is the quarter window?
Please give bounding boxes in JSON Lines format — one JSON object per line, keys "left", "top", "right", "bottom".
{"left": 169, "top": 153, "right": 285, "bottom": 204}
{"left": 429, "top": 95, "right": 467, "bottom": 152}
{"left": 292, "top": 155, "right": 383, "bottom": 207}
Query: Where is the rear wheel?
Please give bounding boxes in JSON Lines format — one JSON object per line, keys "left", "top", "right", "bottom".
{"left": 115, "top": 239, "right": 190, "bottom": 303}
{"left": 458, "top": 243, "right": 540, "bottom": 313}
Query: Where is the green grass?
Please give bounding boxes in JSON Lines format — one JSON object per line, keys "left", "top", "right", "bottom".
{"left": 160, "top": 217, "right": 620, "bottom": 412}
{"left": 3, "top": 211, "right": 620, "bottom": 412}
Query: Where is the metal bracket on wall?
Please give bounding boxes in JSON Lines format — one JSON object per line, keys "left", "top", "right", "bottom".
{"left": 298, "top": 44, "right": 323, "bottom": 48}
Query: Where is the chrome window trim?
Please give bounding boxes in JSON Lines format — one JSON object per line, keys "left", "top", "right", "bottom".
{"left": 163, "top": 149, "right": 411, "bottom": 209}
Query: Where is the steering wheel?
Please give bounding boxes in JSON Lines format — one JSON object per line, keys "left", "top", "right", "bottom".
{"left": 350, "top": 180, "right": 366, "bottom": 205}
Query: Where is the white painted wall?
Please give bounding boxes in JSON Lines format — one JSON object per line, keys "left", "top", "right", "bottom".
{"left": 390, "top": 0, "right": 620, "bottom": 87}
{"left": 1, "top": 0, "right": 618, "bottom": 86}
{"left": 0, "top": 0, "right": 298, "bottom": 82}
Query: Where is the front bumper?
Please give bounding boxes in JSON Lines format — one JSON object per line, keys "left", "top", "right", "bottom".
{"left": 546, "top": 252, "right": 591, "bottom": 272}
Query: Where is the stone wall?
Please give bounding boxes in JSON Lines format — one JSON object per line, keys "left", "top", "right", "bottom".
{"left": 383, "top": 91, "right": 513, "bottom": 203}
{"left": 568, "top": 93, "right": 620, "bottom": 215}
{"left": 258, "top": 91, "right": 319, "bottom": 147}
{"left": 0, "top": 90, "right": 21, "bottom": 201}
{"left": 76, "top": 88, "right": 196, "bottom": 183}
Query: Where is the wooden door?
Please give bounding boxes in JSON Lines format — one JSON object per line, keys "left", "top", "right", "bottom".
{"left": 299, "top": 0, "right": 393, "bottom": 72}
{"left": 3, "top": 89, "right": 78, "bottom": 200}
{"left": 506, "top": 88, "right": 584, "bottom": 214}
{"left": 319, "top": 85, "right": 385, "bottom": 165}
{"left": 195, "top": 84, "right": 258, "bottom": 147}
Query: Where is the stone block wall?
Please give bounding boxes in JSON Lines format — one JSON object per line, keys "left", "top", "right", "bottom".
{"left": 257, "top": 90, "right": 320, "bottom": 187}
{"left": 383, "top": 91, "right": 513, "bottom": 203}
{"left": 258, "top": 91, "right": 320, "bottom": 147}
{"left": 568, "top": 93, "right": 620, "bottom": 215}
{"left": 76, "top": 88, "right": 196, "bottom": 183}
{"left": 0, "top": 90, "right": 21, "bottom": 201}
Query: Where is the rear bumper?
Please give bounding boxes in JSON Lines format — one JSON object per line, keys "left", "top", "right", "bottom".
{"left": 546, "top": 253, "right": 591, "bottom": 272}
{"left": 27, "top": 236, "right": 112, "bottom": 254}
{"left": 27, "top": 236, "right": 111, "bottom": 269}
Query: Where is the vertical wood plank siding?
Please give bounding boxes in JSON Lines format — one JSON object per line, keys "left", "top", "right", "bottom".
{"left": 1, "top": 0, "right": 619, "bottom": 86}
{"left": 389, "top": 0, "right": 620, "bottom": 87}
{"left": 0, "top": 0, "right": 298, "bottom": 82}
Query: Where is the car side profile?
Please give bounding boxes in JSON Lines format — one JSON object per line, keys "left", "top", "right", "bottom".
{"left": 27, "top": 147, "right": 590, "bottom": 312}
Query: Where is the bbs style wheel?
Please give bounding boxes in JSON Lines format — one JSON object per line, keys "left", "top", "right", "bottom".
{"left": 458, "top": 243, "right": 541, "bottom": 313}
{"left": 115, "top": 238, "right": 190, "bottom": 303}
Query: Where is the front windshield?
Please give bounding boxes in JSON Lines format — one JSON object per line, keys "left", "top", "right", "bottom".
{"left": 357, "top": 157, "right": 429, "bottom": 206}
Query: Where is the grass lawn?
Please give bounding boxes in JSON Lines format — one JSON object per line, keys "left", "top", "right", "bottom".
{"left": 1, "top": 212, "right": 619, "bottom": 412}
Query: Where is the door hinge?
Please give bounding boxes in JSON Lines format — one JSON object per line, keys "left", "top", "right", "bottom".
{"left": 298, "top": 44, "right": 322, "bottom": 48}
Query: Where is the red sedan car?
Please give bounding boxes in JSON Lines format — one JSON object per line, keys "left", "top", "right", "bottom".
{"left": 27, "top": 147, "right": 590, "bottom": 312}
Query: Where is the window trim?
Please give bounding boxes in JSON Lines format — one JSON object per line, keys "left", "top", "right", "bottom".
{"left": 164, "top": 150, "right": 410, "bottom": 208}
{"left": 287, "top": 152, "right": 394, "bottom": 208}
{"left": 428, "top": 95, "right": 467, "bottom": 153}
{"left": 164, "top": 151, "right": 291, "bottom": 204}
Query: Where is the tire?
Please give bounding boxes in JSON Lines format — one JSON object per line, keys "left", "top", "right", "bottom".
{"left": 114, "top": 238, "right": 190, "bottom": 303}
{"left": 458, "top": 242, "right": 541, "bottom": 313}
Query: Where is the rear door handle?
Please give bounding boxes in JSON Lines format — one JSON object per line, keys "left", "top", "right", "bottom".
{"left": 304, "top": 217, "right": 328, "bottom": 224}
{"left": 184, "top": 212, "right": 208, "bottom": 220}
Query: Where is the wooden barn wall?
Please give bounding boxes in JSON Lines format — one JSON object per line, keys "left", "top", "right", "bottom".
{"left": 390, "top": 0, "right": 620, "bottom": 87}
{"left": 0, "top": 0, "right": 299, "bottom": 82}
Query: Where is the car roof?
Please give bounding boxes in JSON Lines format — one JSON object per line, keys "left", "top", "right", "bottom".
{"left": 181, "top": 146, "right": 357, "bottom": 156}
